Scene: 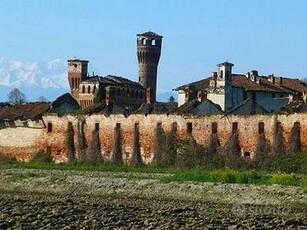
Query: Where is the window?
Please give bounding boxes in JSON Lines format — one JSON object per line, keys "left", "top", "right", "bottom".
{"left": 81, "top": 122, "right": 86, "bottom": 134}
{"left": 117, "top": 88, "right": 120, "bottom": 96}
{"left": 95, "top": 123, "right": 99, "bottom": 132}
{"left": 171, "top": 122, "right": 177, "bottom": 133}
{"left": 47, "top": 122, "right": 52, "bottom": 133}
{"left": 151, "top": 39, "right": 156, "bottom": 45}
{"left": 258, "top": 122, "right": 264, "bottom": 134}
{"left": 82, "top": 85, "right": 85, "bottom": 93}
{"left": 88, "top": 85, "right": 91, "bottom": 93}
{"left": 232, "top": 122, "right": 238, "bottom": 133}
{"left": 131, "top": 90, "right": 134, "bottom": 98}
{"left": 142, "top": 38, "right": 146, "bottom": 45}
{"left": 212, "top": 122, "right": 217, "bottom": 134}
{"left": 93, "top": 85, "right": 96, "bottom": 93}
{"left": 187, "top": 122, "right": 192, "bottom": 134}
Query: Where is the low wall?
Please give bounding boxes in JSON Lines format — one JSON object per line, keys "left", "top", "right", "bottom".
{"left": 0, "top": 113, "right": 306, "bottom": 163}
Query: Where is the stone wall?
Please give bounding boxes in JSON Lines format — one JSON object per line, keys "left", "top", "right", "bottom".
{"left": 0, "top": 113, "right": 306, "bottom": 163}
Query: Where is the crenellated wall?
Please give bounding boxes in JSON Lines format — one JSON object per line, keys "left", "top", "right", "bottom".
{"left": 0, "top": 113, "right": 306, "bottom": 163}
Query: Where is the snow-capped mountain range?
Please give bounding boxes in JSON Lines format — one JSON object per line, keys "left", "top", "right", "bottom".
{"left": 0, "top": 57, "right": 69, "bottom": 102}
{"left": 0, "top": 57, "right": 176, "bottom": 103}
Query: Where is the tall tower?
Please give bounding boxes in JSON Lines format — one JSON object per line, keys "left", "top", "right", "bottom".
{"left": 67, "top": 59, "right": 89, "bottom": 99}
{"left": 137, "top": 31, "right": 163, "bottom": 103}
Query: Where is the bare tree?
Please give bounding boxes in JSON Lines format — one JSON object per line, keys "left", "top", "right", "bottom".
{"left": 37, "top": 96, "right": 48, "bottom": 102}
{"left": 7, "top": 88, "right": 26, "bottom": 105}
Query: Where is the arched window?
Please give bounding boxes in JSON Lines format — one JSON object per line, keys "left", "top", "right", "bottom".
{"left": 142, "top": 38, "right": 146, "bottom": 45}
{"left": 151, "top": 39, "right": 156, "bottom": 45}
{"left": 88, "top": 85, "right": 91, "bottom": 93}
{"left": 82, "top": 85, "right": 85, "bottom": 93}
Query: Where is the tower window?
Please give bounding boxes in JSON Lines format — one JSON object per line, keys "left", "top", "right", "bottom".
{"left": 142, "top": 38, "right": 146, "bottom": 45}
{"left": 151, "top": 39, "right": 156, "bottom": 45}
{"left": 74, "top": 64, "right": 77, "bottom": 68}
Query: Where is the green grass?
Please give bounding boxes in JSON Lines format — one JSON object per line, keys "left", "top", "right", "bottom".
{"left": 0, "top": 154, "right": 306, "bottom": 188}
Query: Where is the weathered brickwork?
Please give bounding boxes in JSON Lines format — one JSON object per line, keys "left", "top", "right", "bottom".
{"left": 0, "top": 113, "right": 306, "bottom": 163}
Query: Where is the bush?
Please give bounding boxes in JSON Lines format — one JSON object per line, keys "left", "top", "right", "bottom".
{"left": 268, "top": 152, "right": 307, "bottom": 174}
{"left": 152, "top": 124, "right": 165, "bottom": 167}
{"left": 111, "top": 124, "right": 123, "bottom": 165}
{"left": 204, "top": 133, "right": 223, "bottom": 170}
{"left": 66, "top": 122, "right": 75, "bottom": 162}
{"left": 130, "top": 124, "right": 143, "bottom": 166}
{"left": 78, "top": 131, "right": 87, "bottom": 163}
{"left": 272, "top": 120, "right": 286, "bottom": 157}
{"left": 88, "top": 129, "right": 103, "bottom": 166}
{"left": 289, "top": 122, "right": 301, "bottom": 154}
{"left": 176, "top": 135, "right": 205, "bottom": 168}
{"left": 268, "top": 172, "right": 298, "bottom": 186}
{"left": 31, "top": 150, "right": 52, "bottom": 163}
{"left": 253, "top": 133, "right": 268, "bottom": 169}
{"left": 222, "top": 132, "right": 242, "bottom": 169}
{"left": 0, "top": 155, "right": 17, "bottom": 165}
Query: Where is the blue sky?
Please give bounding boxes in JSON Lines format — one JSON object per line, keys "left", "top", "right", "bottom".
{"left": 1, "top": 0, "right": 307, "bottom": 93}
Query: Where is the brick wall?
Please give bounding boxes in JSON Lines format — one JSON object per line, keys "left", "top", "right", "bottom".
{"left": 0, "top": 113, "right": 306, "bottom": 163}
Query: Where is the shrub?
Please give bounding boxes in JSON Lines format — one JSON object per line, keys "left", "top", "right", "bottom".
{"left": 161, "top": 123, "right": 177, "bottom": 167}
{"left": 130, "top": 124, "right": 144, "bottom": 166}
{"left": 111, "top": 124, "right": 123, "bottom": 165}
{"left": 253, "top": 133, "right": 268, "bottom": 169}
{"left": 204, "top": 133, "right": 223, "bottom": 170}
{"left": 88, "top": 129, "right": 103, "bottom": 166}
{"left": 31, "top": 150, "right": 52, "bottom": 163}
{"left": 272, "top": 120, "right": 286, "bottom": 157}
{"left": 0, "top": 155, "right": 17, "bottom": 165}
{"left": 289, "top": 122, "right": 301, "bottom": 154}
{"left": 66, "top": 122, "right": 75, "bottom": 162}
{"left": 268, "top": 172, "right": 298, "bottom": 186}
{"left": 176, "top": 135, "right": 205, "bottom": 168}
{"left": 222, "top": 132, "right": 242, "bottom": 169}
{"left": 78, "top": 131, "right": 87, "bottom": 162}
{"left": 152, "top": 124, "right": 165, "bottom": 167}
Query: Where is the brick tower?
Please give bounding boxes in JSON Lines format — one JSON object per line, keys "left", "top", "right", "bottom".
{"left": 137, "top": 31, "right": 163, "bottom": 103}
{"left": 67, "top": 59, "right": 89, "bottom": 99}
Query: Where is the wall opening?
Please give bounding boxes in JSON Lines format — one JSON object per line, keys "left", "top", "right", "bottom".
{"left": 81, "top": 122, "right": 86, "bottom": 134}
{"left": 47, "top": 122, "right": 52, "bottom": 133}
{"left": 232, "top": 122, "right": 238, "bottom": 133}
{"left": 212, "top": 122, "right": 217, "bottom": 134}
{"left": 258, "top": 122, "right": 264, "bottom": 134}
{"left": 187, "top": 122, "right": 192, "bottom": 134}
{"left": 95, "top": 123, "right": 99, "bottom": 132}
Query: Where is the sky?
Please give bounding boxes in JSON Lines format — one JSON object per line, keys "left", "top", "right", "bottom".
{"left": 1, "top": 0, "right": 307, "bottom": 94}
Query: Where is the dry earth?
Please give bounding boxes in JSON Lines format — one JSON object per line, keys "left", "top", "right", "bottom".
{"left": 0, "top": 168, "right": 306, "bottom": 229}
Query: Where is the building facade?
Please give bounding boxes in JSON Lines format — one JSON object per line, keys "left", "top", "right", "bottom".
{"left": 68, "top": 31, "right": 163, "bottom": 109}
{"left": 176, "top": 62, "right": 307, "bottom": 112}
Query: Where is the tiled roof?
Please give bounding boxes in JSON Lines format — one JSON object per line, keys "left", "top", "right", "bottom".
{"left": 137, "top": 31, "right": 162, "bottom": 37}
{"left": 176, "top": 73, "right": 307, "bottom": 94}
{"left": 0, "top": 102, "right": 50, "bottom": 121}
{"left": 82, "top": 75, "right": 143, "bottom": 88}
{"left": 174, "top": 77, "right": 212, "bottom": 91}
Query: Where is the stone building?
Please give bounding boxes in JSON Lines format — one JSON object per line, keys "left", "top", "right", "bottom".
{"left": 68, "top": 31, "right": 162, "bottom": 109}
{"left": 175, "top": 62, "right": 307, "bottom": 113}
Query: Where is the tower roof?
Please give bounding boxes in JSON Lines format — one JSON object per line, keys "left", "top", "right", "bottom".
{"left": 137, "top": 31, "right": 163, "bottom": 38}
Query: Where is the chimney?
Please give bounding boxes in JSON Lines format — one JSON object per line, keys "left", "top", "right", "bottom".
{"left": 250, "top": 70, "right": 258, "bottom": 82}
{"left": 276, "top": 77, "right": 283, "bottom": 85}
{"left": 268, "top": 74, "right": 275, "bottom": 84}
{"left": 246, "top": 72, "right": 251, "bottom": 79}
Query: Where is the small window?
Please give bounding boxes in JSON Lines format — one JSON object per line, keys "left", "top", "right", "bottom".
{"left": 187, "top": 122, "right": 192, "bottom": 134}
{"left": 171, "top": 122, "right": 177, "bottom": 133}
{"left": 131, "top": 90, "right": 134, "bottom": 98}
{"left": 142, "top": 38, "right": 146, "bottom": 45}
{"left": 93, "top": 85, "right": 96, "bottom": 93}
{"left": 244, "top": 152, "right": 251, "bottom": 157}
{"left": 116, "top": 123, "right": 121, "bottom": 130}
{"left": 88, "top": 85, "right": 91, "bottom": 93}
{"left": 73, "top": 64, "right": 77, "bottom": 68}
{"left": 117, "top": 88, "right": 120, "bottom": 96}
{"left": 82, "top": 85, "right": 85, "bottom": 93}
{"left": 95, "top": 123, "right": 99, "bottom": 132}
{"left": 81, "top": 122, "right": 86, "bottom": 134}
{"left": 212, "top": 122, "right": 217, "bottom": 134}
{"left": 258, "top": 122, "right": 264, "bottom": 134}
{"left": 157, "top": 122, "right": 162, "bottom": 128}
{"left": 151, "top": 39, "right": 156, "bottom": 45}
{"left": 47, "top": 122, "right": 52, "bottom": 133}
{"left": 232, "top": 122, "right": 238, "bottom": 133}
